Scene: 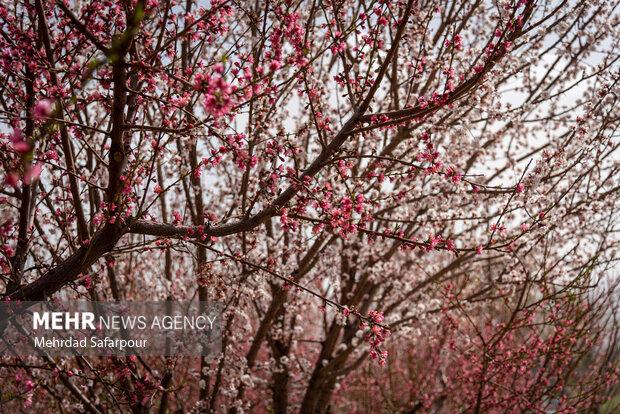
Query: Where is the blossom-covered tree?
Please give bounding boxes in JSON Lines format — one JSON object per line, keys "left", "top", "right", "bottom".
{"left": 1, "top": 0, "right": 619, "bottom": 412}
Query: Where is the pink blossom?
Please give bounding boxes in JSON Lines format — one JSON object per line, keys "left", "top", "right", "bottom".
{"left": 9, "top": 128, "right": 30, "bottom": 153}
{"left": 515, "top": 182, "right": 525, "bottom": 193}
{"left": 23, "top": 163, "right": 42, "bottom": 184}
{"left": 33, "top": 99, "right": 52, "bottom": 120}
{"left": 445, "top": 239, "right": 456, "bottom": 251}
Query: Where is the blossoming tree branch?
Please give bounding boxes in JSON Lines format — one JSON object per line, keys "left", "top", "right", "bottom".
{"left": 1, "top": 0, "right": 619, "bottom": 412}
